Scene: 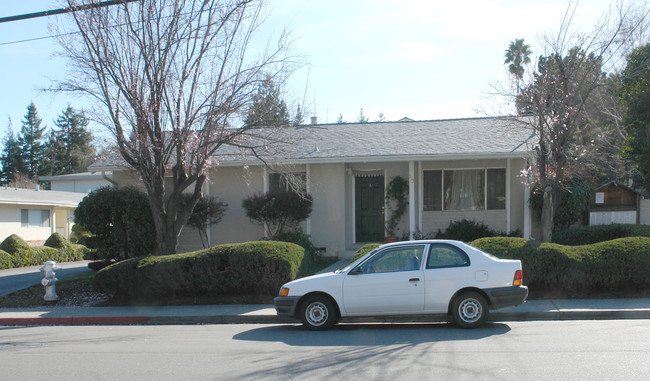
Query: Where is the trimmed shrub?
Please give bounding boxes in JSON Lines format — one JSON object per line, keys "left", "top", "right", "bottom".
{"left": 44, "top": 232, "right": 73, "bottom": 250}
{"left": 553, "top": 224, "right": 650, "bottom": 245}
{"left": 352, "top": 243, "right": 381, "bottom": 261}
{"left": 93, "top": 241, "right": 304, "bottom": 300}
{"left": 470, "top": 236, "right": 650, "bottom": 296}
{"left": 0, "top": 249, "right": 14, "bottom": 270}
{"left": 0, "top": 234, "right": 30, "bottom": 254}
{"left": 434, "top": 219, "right": 521, "bottom": 242}
{"left": 74, "top": 186, "right": 157, "bottom": 261}
{"left": 242, "top": 190, "right": 313, "bottom": 239}
{"left": 275, "top": 228, "right": 316, "bottom": 277}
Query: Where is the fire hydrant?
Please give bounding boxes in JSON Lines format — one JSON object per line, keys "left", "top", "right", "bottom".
{"left": 40, "top": 261, "right": 61, "bottom": 302}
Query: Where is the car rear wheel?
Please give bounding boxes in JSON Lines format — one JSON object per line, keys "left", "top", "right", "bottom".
{"left": 300, "top": 295, "right": 337, "bottom": 330}
{"left": 451, "top": 291, "right": 488, "bottom": 328}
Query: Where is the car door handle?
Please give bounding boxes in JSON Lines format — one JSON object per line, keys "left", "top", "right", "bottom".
{"left": 409, "top": 278, "right": 420, "bottom": 282}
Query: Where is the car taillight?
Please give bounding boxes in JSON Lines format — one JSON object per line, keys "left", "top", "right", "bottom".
{"left": 513, "top": 270, "right": 523, "bottom": 286}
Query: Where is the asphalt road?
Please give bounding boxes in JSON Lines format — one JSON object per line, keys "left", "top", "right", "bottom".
{"left": 0, "top": 261, "right": 92, "bottom": 297}
{"left": 1, "top": 320, "right": 648, "bottom": 380}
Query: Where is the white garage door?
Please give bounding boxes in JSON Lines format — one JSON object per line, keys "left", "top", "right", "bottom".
{"left": 589, "top": 211, "right": 636, "bottom": 225}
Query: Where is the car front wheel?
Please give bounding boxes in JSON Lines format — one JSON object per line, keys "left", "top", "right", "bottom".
{"left": 300, "top": 295, "right": 337, "bottom": 330}
{"left": 451, "top": 291, "right": 488, "bottom": 328}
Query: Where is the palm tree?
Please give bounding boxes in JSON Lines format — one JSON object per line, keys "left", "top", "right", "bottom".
{"left": 504, "top": 38, "right": 532, "bottom": 94}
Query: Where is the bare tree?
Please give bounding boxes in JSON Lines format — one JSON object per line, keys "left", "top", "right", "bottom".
{"left": 515, "top": 1, "right": 646, "bottom": 241}
{"left": 54, "top": 0, "right": 296, "bottom": 254}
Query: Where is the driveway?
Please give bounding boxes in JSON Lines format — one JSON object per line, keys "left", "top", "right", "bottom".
{"left": 0, "top": 261, "right": 92, "bottom": 297}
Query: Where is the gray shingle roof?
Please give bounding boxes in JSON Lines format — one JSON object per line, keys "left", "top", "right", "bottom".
{"left": 90, "top": 117, "right": 536, "bottom": 170}
{"left": 0, "top": 188, "right": 86, "bottom": 208}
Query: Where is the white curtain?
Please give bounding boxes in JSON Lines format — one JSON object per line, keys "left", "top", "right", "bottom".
{"left": 445, "top": 170, "right": 484, "bottom": 210}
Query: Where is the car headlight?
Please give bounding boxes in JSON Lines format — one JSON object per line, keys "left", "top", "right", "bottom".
{"left": 279, "top": 287, "right": 289, "bottom": 297}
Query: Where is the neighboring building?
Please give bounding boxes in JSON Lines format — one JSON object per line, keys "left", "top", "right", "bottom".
{"left": 589, "top": 181, "right": 649, "bottom": 225}
{"left": 0, "top": 187, "right": 86, "bottom": 244}
{"left": 39, "top": 171, "right": 114, "bottom": 193}
{"left": 89, "top": 117, "right": 537, "bottom": 258}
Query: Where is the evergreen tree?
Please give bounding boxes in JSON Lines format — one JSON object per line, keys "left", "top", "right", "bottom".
{"left": 0, "top": 127, "right": 23, "bottom": 185}
{"left": 336, "top": 114, "right": 344, "bottom": 124}
{"left": 292, "top": 105, "right": 304, "bottom": 126}
{"left": 356, "top": 108, "right": 369, "bottom": 123}
{"left": 47, "top": 106, "right": 95, "bottom": 175}
{"left": 18, "top": 103, "right": 46, "bottom": 178}
{"left": 244, "top": 75, "right": 290, "bottom": 127}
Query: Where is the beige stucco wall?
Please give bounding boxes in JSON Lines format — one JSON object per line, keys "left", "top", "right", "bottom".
{"left": 0, "top": 205, "right": 75, "bottom": 243}
{"left": 208, "top": 166, "right": 265, "bottom": 246}
{"left": 310, "top": 163, "right": 347, "bottom": 256}
{"left": 640, "top": 198, "right": 650, "bottom": 225}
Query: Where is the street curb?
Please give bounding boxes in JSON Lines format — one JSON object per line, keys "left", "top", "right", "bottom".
{"left": 0, "top": 310, "right": 648, "bottom": 326}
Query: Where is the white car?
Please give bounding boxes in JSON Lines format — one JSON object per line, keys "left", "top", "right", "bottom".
{"left": 274, "top": 240, "right": 528, "bottom": 330}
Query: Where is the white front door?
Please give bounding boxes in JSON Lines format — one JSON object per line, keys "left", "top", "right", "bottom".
{"left": 342, "top": 245, "right": 426, "bottom": 315}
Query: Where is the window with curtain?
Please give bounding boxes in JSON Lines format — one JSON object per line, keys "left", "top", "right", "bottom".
{"left": 444, "top": 169, "right": 485, "bottom": 210}
{"left": 423, "top": 168, "right": 505, "bottom": 211}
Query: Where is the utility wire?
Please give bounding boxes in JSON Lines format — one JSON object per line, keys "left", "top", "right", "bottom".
{"left": 0, "top": 0, "right": 140, "bottom": 24}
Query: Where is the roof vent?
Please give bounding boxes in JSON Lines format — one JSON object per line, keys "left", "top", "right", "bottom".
{"left": 310, "top": 116, "right": 318, "bottom": 125}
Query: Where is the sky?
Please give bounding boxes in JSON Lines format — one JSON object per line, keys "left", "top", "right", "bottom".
{"left": 0, "top": 0, "right": 631, "bottom": 139}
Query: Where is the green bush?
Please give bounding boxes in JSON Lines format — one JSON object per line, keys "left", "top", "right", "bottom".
{"left": 0, "top": 249, "right": 14, "bottom": 269}
{"left": 352, "top": 243, "right": 381, "bottom": 261}
{"left": 553, "top": 224, "right": 650, "bottom": 245}
{"left": 434, "top": 219, "right": 521, "bottom": 242}
{"left": 0, "top": 234, "right": 30, "bottom": 254}
{"left": 275, "top": 228, "right": 316, "bottom": 276}
{"left": 44, "top": 232, "right": 74, "bottom": 250}
{"left": 74, "top": 186, "right": 157, "bottom": 261}
{"left": 93, "top": 241, "right": 305, "bottom": 300}
{"left": 242, "top": 190, "right": 313, "bottom": 238}
{"left": 470, "top": 236, "right": 650, "bottom": 296}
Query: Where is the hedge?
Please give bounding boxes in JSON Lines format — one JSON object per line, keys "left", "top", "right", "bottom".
{"left": 352, "top": 243, "right": 381, "bottom": 261}
{"left": 552, "top": 224, "right": 650, "bottom": 245}
{"left": 93, "top": 241, "right": 305, "bottom": 300}
{"left": 470, "top": 236, "right": 650, "bottom": 296}
{"left": 0, "top": 233, "right": 88, "bottom": 270}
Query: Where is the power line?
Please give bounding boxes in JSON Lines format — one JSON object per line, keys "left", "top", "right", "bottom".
{"left": 0, "top": 0, "right": 140, "bottom": 24}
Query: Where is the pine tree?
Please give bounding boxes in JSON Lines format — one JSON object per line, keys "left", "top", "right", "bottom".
{"left": 292, "top": 105, "right": 304, "bottom": 126}
{"left": 48, "top": 106, "right": 95, "bottom": 175}
{"left": 18, "top": 103, "right": 46, "bottom": 178}
{"left": 244, "top": 75, "right": 290, "bottom": 127}
{"left": 0, "top": 127, "right": 23, "bottom": 185}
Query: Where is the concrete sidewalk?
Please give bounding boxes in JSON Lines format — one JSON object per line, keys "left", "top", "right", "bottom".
{"left": 1, "top": 298, "right": 649, "bottom": 326}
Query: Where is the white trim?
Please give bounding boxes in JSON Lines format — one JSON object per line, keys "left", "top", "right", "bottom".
{"left": 506, "top": 158, "right": 511, "bottom": 232}
{"left": 418, "top": 162, "right": 423, "bottom": 232}
{"left": 351, "top": 168, "right": 356, "bottom": 244}
{"left": 262, "top": 167, "right": 268, "bottom": 238}
{"left": 205, "top": 180, "right": 212, "bottom": 248}
{"left": 306, "top": 164, "right": 311, "bottom": 236}
{"left": 409, "top": 161, "right": 416, "bottom": 240}
{"left": 90, "top": 152, "right": 533, "bottom": 172}
{"left": 524, "top": 182, "right": 531, "bottom": 238}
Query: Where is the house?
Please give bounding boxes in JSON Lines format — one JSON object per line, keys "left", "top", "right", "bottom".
{"left": 89, "top": 117, "right": 537, "bottom": 257}
{"left": 0, "top": 187, "right": 86, "bottom": 245}
{"left": 39, "top": 171, "right": 114, "bottom": 193}
{"left": 589, "top": 181, "right": 650, "bottom": 225}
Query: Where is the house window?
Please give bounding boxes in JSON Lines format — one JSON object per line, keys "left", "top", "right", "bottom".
{"left": 487, "top": 168, "right": 506, "bottom": 210}
{"left": 423, "top": 170, "right": 442, "bottom": 211}
{"left": 20, "top": 209, "right": 51, "bottom": 228}
{"left": 269, "top": 172, "right": 307, "bottom": 194}
{"left": 423, "top": 168, "right": 506, "bottom": 211}
{"left": 445, "top": 169, "right": 485, "bottom": 210}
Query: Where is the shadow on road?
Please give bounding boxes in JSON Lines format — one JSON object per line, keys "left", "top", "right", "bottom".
{"left": 233, "top": 322, "right": 511, "bottom": 346}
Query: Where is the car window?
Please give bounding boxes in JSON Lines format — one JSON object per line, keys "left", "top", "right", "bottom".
{"left": 357, "top": 246, "right": 424, "bottom": 274}
{"left": 426, "top": 244, "right": 470, "bottom": 268}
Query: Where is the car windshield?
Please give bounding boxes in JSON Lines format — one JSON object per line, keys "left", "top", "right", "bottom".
{"left": 340, "top": 248, "right": 380, "bottom": 272}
